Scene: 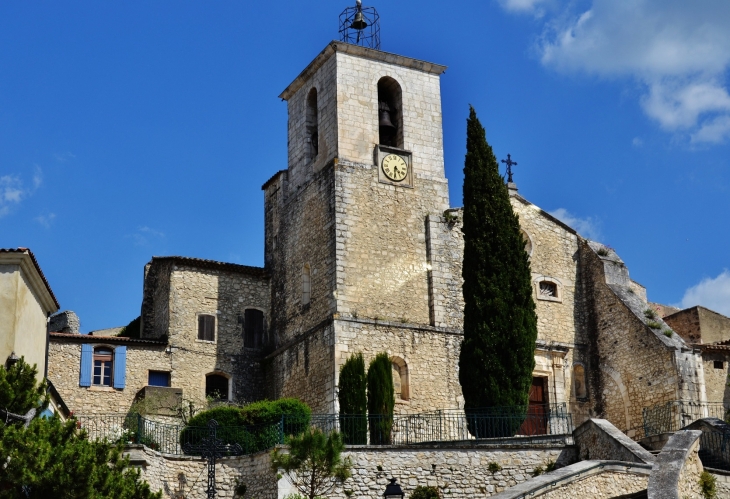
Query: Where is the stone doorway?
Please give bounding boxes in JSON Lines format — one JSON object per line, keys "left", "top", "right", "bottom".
{"left": 518, "top": 377, "right": 548, "bottom": 435}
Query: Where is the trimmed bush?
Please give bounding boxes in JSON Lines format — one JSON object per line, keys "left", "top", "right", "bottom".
{"left": 338, "top": 352, "right": 367, "bottom": 445}
{"left": 180, "top": 399, "right": 311, "bottom": 455}
{"left": 367, "top": 353, "right": 394, "bottom": 445}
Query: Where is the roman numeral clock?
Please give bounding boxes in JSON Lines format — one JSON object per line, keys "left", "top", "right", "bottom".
{"left": 376, "top": 145, "right": 413, "bottom": 187}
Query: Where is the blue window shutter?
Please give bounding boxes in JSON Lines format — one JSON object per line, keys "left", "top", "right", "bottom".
{"left": 113, "top": 346, "right": 127, "bottom": 389}
{"left": 80, "top": 344, "right": 92, "bottom": 387}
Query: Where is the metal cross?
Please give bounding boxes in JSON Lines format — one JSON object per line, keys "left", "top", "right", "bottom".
{"left": 501, "top": 154, "right": 518, "bottom": 183}
{"left": 182, "top": 419, "right": 243, "bottom": 499}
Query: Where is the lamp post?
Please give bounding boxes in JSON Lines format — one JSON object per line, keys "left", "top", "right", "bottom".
{"left": 383, "top": 478, "right": 405, "bottom": 498}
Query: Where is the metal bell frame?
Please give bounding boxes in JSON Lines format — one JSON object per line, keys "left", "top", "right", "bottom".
{"left": 339, "top": 1, "right": 381, "bottom": 50}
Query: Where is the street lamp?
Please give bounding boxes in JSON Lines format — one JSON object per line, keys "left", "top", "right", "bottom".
{"left": 383, "top": 478, "right": 405, "bottom": 498}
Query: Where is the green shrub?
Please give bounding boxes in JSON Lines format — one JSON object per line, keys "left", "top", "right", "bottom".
{"left": 644, "top": 308, "right": 657, "bottom": 319}
{"left": 117, "top": 316, "right": 141, "bottom": 338}
{"left": 411, "top": 485, "right": 442, "bottom": 499}
{"left": 700, "top": 470, "right": 717, "bottom": 499}
{"left": 180, "top": 399, "right": 311, "bottom": 455}
{"left": 488, "top": 462, "right": 502, "bottom": 473}
{"left": 646, "top": 320, "right": 662, "bottom": 329}
{"left": 664, "top": 330, "right": 673, "bottom": 337}
{"left": 338, "top": 353, "right": 367, "bottom": 445}
{"left": 367, "top": 353, "right": 394, "bottom": 445}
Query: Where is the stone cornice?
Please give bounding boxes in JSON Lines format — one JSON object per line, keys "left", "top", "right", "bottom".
{"left": 0, "top": 248, "right": 59, "bottom": 312}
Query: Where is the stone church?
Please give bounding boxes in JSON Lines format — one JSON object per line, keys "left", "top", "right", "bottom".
{"left": 47, "top": 39, "right": 730, "bottom": 440}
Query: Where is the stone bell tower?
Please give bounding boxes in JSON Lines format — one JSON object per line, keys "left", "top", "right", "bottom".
{"left": 262, "top": 37, "right": 464, "bottom": 414}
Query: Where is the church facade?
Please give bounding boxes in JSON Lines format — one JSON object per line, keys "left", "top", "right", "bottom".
{"left": 47, "top": 41, "right": 730, "bottom": 439}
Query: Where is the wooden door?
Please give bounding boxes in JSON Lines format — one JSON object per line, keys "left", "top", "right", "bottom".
{"left": 518, "top": 377, "right": 548, "bottom": 435}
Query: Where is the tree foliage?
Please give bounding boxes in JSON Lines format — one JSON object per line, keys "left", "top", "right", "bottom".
{"left": 458, "top": 107, "right": 538, "bottom": 430}
{"left": 0, "top": 359, "right": 161, "bottom": 498}
{"left": 411, "top": 485, "right": 442, "bottom": 499}
{"left": 338, "top": 353, "right": 367, "bottom": 445}
{"left": 270, "top": 428, "right": 352, "bottom": 499}
{"left": 366, "top": 353, "right": 394, "bottom": 444}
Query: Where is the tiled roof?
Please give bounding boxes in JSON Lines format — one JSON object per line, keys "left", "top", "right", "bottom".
{"left": 0, "top": 248, "right": 60, "bottom": 309}
{"left": 50, "top": 332, "right": 167, "bottom": 345}
{"left": 151, "top": 256, "right": 268, "bottom": 277}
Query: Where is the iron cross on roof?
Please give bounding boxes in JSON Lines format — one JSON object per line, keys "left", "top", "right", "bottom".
{"left": 182, "top": 419, "right": 243, "bottom": 499}
{"left": 501, "top": 154, "right": 518, "bottom": 184}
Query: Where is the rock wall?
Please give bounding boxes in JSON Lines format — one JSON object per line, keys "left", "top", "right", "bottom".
{"left": 648, "top": 430, "right": 703, "bottom": 499}
{"left": 49, "top": 310, "right": 80, "bottom": 334}
{"left": 574, "top": 418, "right": 654, "bottom": 463}
{"left": 535, "top": 470, "right": 647, "bottom": 499}
{"left": 48, "top": 339, "right": 167, "bottom": 414}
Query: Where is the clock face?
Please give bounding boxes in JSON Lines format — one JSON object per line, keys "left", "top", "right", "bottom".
{"left": 381, "top": 154, "right": 408, "bottom": 182}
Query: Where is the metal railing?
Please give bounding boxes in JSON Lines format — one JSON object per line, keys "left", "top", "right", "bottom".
{"left": 75, "top": 403, "right": 573, "bottom": 456}
{"left": 699, "top": 430, "right": 730, "bottom": 471}
{"left": 642, "top": 401, "right": 727, "bottom": 438}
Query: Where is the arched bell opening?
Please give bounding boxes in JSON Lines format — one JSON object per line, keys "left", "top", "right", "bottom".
{"left": 377, "top": 77, "right": 403, "bottom": 148}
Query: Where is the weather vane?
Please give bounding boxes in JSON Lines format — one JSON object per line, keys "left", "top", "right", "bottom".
{"left": 501, "top": 154, "right": 517, "bottom": 183}
{"left": 339, "top": 0, "right": 381, "bottom": 49}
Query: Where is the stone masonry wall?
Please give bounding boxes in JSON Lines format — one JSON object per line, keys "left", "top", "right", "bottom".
{"left": 141, "top": 260, "right": 172, "bottom": 340}
{"left": 664, "top": 307, "right": 703, "bottom": 344}
{"left": 48, "top": 339, "right": 167, "bottom": 414}
{"left": 676, "top": 438, "right": 704, "bottom": 499}
{"left": 574, "top": 419, "right": 654, "bottom": 464}
{"left": 535, "top": 471, "right": 647, "bottom": 499}
{"left": 334, "top": 319, "right": 463, "bottom": 413}
{"left": 425, "top": 212, "right": 464, "bottom": 329}
{"left": 133, "top": 443, "right": 567, "bottom": 499}
{"left": 579, "top": 241, "right": 684, "bottom": 436}
{"left": 166, "top": 263, "right": 270, "bottom": 405}
{"left": 701, "top": 351, "right": 730, "bottom": 406}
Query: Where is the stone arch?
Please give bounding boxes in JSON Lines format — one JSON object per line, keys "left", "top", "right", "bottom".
{"left": 377, "top": 76, "right": 403, "bottom": 148}
{"left": 205, "top": 371, "right": 231, "bottom": 401}
{"left": 533, "top": 275, "right": 563, "bottom": 303}
{"left": 390, "top": 356, "right": 409, "bottom": 401}
{"left": 521, "top": 229, "right": 533, "bottom": 257}
{"left": 573, "top": 363, "right": 587, "bottom": 399}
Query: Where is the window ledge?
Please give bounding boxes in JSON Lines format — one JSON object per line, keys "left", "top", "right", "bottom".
{"left": 88, "top": 386, "right": 117, "bottom": 392}
{"left": 195, "top": 339, "right": 217, "bottom": 345}
{"left": 536, "top": 295, "right": 562, "bottom": 303}
{"left": 395, "top": 399, "right": 411, "bottom": 405}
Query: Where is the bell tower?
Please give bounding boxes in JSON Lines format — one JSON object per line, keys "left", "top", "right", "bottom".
{"left": 263, "top": 11, "right": 462, "bottom": 413}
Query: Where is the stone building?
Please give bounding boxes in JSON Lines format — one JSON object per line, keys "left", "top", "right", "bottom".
{"left": 45, "top": 40, "right": 730, "bottom": 442}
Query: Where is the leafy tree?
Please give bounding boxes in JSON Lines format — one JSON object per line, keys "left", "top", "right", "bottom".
{"left": 458, "top": 106, "right": 538, "bottom": 435}
{"left": 0, "top": 359, "right": 161, "bottom": 498}
{"left": 366, "top": 353, "right": 394, "bottom": 445}
{"left": 270, "top": 428, "right": 352, "bottom": 499}
{"left": 338, "top": 353, "right": 367, "bottom": 444}
{"left": 118, "top": 316, "right": 141, "bottom": 339}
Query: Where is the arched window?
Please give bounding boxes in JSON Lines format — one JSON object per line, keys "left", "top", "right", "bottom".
{"left": 573, "top": 364, "right": 587, "bottom": 399}
{"left": 244, "top": 308, "right": 265, "bottom": 349}
{"left": 306, "top": 88, "right": 319, "bottom": 162}
{"left": 391, "top": 357, "right": 409, "bottom": 401}
{"left": 93, "top": 347, "right": 113, "bottom": 387}
{"left": 302, "top": 264, "right": 311, "bottom": 306}
{"left": 521, "top": 229, "right": 533, "bottom": 257}
{"left": 539, "top": 281, "right": 558, "bottom": 297}
{"left": 534, "top": 277, "right": 562, "bottom": 303}
{"left": 206, "top": 373, "right": 229, "bottom": 401}
{"left": 377, "top": 77, "right": 403, "bottom": 148}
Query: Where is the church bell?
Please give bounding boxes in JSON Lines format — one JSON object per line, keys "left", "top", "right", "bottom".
{"left": 351, "top": 11, "right": 368, "bottom": 30}
{"left": 379, "top": 101, "right": 397, "bottom": 136}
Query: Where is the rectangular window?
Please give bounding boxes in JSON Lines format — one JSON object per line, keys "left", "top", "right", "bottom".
{"left": 148, "top": 371, "right": 171, "bottom": 387}
{"left": 93, "top": 348, "right": 113, "bottom": 387}
{"left": 244, "top": 309, "right": 265, "bottom": 349}
{"left": 714, "top": 360, "right": 724, "bottom": 370}
{"left": 198, "top": 314, "right": 216, "bottom": 341}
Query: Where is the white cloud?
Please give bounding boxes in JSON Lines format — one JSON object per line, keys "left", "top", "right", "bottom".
{"left": 527, "top": 0, "right": 730, "bottom": 143}
{"left": 632, "top": 137, "right": 643, "bottom": 147}
{"left": 35, "top": 213, "right": 56, "bottom": 228}
{"left": 0, "top": 175, "right": 26, "bottom": 217}
{"left": 32, "top": 165, "right": 43, "bottom": 189}
{"left": 679, "top": 270, "right": 730, "bottom": 316}
{"left": 498, "top": 0, "right": 550, "bottom": 14}
{"left": 129, "top": 226, "right": 165, "bottom": 246}
{"left": 53, "top": 152, "right": 76, "bottom": 163}
{"left": 548, "top": 208, "right": 601, "bottom": 240}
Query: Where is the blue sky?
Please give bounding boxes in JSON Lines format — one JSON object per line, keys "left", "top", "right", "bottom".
{"left": 2, "top": 0, "right": 729, "bottom": 332}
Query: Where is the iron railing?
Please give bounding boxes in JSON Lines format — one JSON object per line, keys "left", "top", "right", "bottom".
{"left": 75, "top": 404, "right": 573, "bottom": 456}
{"left": 699, "top": 430, "right": 730, "bottom": 471}
{"left": 642, "top": 401, "right": 727, "bottom": 438}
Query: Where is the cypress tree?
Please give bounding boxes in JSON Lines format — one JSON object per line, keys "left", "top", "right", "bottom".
{"left": 338, "top": 353, "right": 367, "bottom": 444}
{"left": 458, "top": 106, "right": 538, "bottom": 434}
{"left": 366, "top": 352, "right": 394, "bottom": 444}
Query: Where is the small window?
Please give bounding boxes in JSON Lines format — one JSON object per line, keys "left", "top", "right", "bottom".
{"left": 539, "top": 281, "right": 558, "bottom": 298}
{"left": 148, "top": 371, "right": 171, "bottom": 387}
{"left": 306, "top": 88, "right": 319, "bottom": 161}
{"left": 206, "top": 374, "right": 229, "bottom": 400}
{"left": 714, "top": 361, "right": 725, "bottom": 370}
{"left": 302, "top": 264, "right": 311, "bottom": 306}
{"left": 198, "top": 314, "right": 215, "bottom": 341}
{"left": 573, "top": 364, "right": 587, "bottom": 399}
{"left": 93, "top": 348, "right": 113, "bottom": 387}
{"left": 244, "top": 309, "right": 265, "bottom": 349}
